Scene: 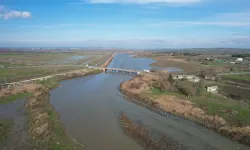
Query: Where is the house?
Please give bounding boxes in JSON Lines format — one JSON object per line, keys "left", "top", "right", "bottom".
{"left": 206, "top": 86, "right": 218, "bottom": 93}
{"left": 174, "top": 74, "right": 200, "bottom": 82}
{"left": 173, "top": 75, "right": 184, "bottom": 80}
{"left": 143, "top": 69, "right": 150, "bottom": 73}
{"left": 236, "top": 58, "right": 243, "bottom": 62}
{"left": 188, "top": 77, "right": 200, "bottom": 83}
{"left": 205, "top": 75, "right": 216, "bottom": 81}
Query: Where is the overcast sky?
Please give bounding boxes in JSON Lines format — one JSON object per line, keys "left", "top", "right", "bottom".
{"left": 0, "top": 0, "right": 250, "bottom": 48}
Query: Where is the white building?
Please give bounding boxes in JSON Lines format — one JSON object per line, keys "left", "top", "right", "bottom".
{"left": 173, "top": 75, "right": 200, "bottom": 82}
{"left": 143, "top": 69, "right": 150, "bottom": 73}
{"left": 236, "top": 58, "right": 243, "bottom": 62}
{"left": 173, "top": 75, "right": 184, "bottom": 80}
{"left": 206, "top": 86, "right": 219, "bottom": 93}
{"left": 188, "top": 77, "right": 200, "bottom": 83}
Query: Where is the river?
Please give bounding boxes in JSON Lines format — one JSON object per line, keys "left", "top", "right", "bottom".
{"left": 50, "top": 54, "right": 250, "bottom": 150}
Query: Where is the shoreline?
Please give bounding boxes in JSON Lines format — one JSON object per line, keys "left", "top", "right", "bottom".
{"left": 119, "top": 74, "right": 250, "bottom": 147}
{"left": 0, "top": 68, "right": 102, "bottom": 149}
{"left": 101, "top": 53, "right": 116, "bottom": 68}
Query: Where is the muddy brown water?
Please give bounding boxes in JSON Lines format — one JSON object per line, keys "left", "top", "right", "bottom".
{"left": 50, "top": 54, "right": 250, "bottom": 150}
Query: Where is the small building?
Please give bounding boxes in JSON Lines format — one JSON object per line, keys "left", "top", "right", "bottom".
{"left": 236, "top": 58, "right": 243, "bottom": 62}
{"left": 187, "top": 77, "right": 200, "bottom": 83}
{"left": 205, "top": 75, "right": 216, "bottom": 81}
{"left": 173, "top": 75, "right": 184, "bottom": 80}
{"left": 206, "top": 86, "right": 218, "bottom": 93}
{"left": 143, "top": 69, "right": 150, "bottom": 73}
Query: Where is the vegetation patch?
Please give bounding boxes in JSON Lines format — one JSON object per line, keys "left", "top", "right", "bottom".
{"left": 120, "top": 74, "right": 250, "bottom": 146}
{"left": 0, "top": 120, "right": 13, "bottom": 143}
{"left": 222, "top": 74, "right": 250, "bottom": 82}
{"left": 0, "top": 92, "right": 32, "bottom": 104}
{"left": 120, "top": 112, "right": 187, "bottom": 150}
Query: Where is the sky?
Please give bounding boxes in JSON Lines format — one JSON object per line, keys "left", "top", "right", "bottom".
{"left": 0, "top": 0, "right": 250, "bottom": 48}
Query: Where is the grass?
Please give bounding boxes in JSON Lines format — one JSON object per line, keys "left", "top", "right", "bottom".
{"left": 148, "top": 87, "right": 250, "bottom": 126}
{"left": 0, "top": 120, "right": 13, "bottom": 143}
{"left": 37, "top": 78, "right": 59, "bottom": 89}
{"left": 47, "top": 108, "right": 79, "bottom": 150}
{"left": 223, "top": 74, "right": 250, "bottom": 82}
{"left": 150, "top": 87, "right": 181, "bottom": 96}
{"left": 88, "top": 53, "right": 113, "bottom": 66}
{"left": 192, "top": 97, "right": 250, "bottom": 126}
{"left": 0, "top": 66, "right": 85, "bottom": 84}
{"left": 0, "top": 92, "right": 32, "bottom": 104}
{"left": 149, "top": 57, "right": 202, "bottom": 74}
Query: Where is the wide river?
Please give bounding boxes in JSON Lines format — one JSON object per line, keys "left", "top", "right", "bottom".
{"left": 50, "top": 54, "right": 250, "bottom": 150}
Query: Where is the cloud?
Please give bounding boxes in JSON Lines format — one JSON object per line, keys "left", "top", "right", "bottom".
{"left": 84, "top": 0, "right": 201, "bottom": 4}
{"left": 0, "top": 5, "right": 31, "bottom": 20}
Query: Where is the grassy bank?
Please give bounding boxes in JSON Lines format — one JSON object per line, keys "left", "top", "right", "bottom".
{"left": 120, "top": 74, "right": 250, "bottom": 147}
{"left": 150, "top": 87, "right": 250, "bottom": 126}
{"left": 28, "top": 69, "right": 101, "bottom": 149}
{"left": 0, "top": 68, "right": 101, "bottom": 149}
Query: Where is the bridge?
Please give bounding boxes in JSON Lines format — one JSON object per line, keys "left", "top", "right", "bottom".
{"left": 103, "top": 67, "right": 141, "bottom": 75}
{"left": 0, "top": 67, "right": 142, "bottom": 89}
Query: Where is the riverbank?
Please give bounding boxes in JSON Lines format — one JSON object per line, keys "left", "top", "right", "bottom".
{"left": 120, "top": 74, "right": 250, "bottom": 147}
{"left": 101, "top": 53, "right": 116, "bottom": 68}
{"left": 0, "top": 68, "right": 101, "bottom": 149}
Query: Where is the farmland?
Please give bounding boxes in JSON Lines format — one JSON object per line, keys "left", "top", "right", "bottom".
{"left": 0, "top": 50, "right": 113, "bottom": 84}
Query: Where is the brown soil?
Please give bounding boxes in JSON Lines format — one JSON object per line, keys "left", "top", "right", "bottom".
{"left": 120, "top": 74, "right": 250, "bottom": 147}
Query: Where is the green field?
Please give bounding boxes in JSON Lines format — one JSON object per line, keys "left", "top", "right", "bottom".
{"left": 149, "top": 87, "right": 250, "bottom": 126}
{"left": 222, "top": 74, "right": 250, "bottom": 82}
{"left": 0, "top": 51, "right": 112, "bottom": 83}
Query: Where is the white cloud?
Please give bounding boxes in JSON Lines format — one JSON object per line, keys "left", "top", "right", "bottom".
{"left": 0, "top": 5, "right": 31, "bottom": 20}
{"left": 85, "top": 0, "right": 201, "bottom": 4}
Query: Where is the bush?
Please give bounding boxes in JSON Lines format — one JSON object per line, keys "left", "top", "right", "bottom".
{"left": 152, "top": 73, "right": 176, "bottom": 92}
{"left": 176, "top": 81, "right": 196, "bottom": 97}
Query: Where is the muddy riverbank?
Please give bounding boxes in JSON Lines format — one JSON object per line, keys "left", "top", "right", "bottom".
{"left": 0, "top": 68, "right": 101, "bottom": 149}
{"left": 120, "top": 74, "right": 250, "bottom": 147}
{"left": 101, "top": 53, "right": 116, "bottom": 68}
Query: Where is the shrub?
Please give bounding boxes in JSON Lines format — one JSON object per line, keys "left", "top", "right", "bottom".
{"left": 176, "top": 81, "right": 196, "bottom": 97}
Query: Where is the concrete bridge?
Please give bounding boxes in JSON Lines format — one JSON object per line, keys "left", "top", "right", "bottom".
{"left": 0, "top": 67, "right": 142, "bottom": 89}
{"left": 103, "top": 67, "right": 140, "bottom": 75}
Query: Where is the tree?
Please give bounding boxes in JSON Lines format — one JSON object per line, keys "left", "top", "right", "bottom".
{"left": 168, "top": 73, "right": 174, "bottom": 83}
{"left": 176, "top": 81, "right": 196, "bottom": 98}
{"left": 152, "top": 73, "right": 176, "bottom": 92}
{"left": 196, "top": 79, "right": 204, "bottom": 96}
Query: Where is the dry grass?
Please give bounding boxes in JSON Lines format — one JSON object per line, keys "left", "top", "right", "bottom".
{"left": 120, "top": 74, "right": 250, "bottom": 146}
{"left": 149, "top": 56, "right": 202, "bottom": 74}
